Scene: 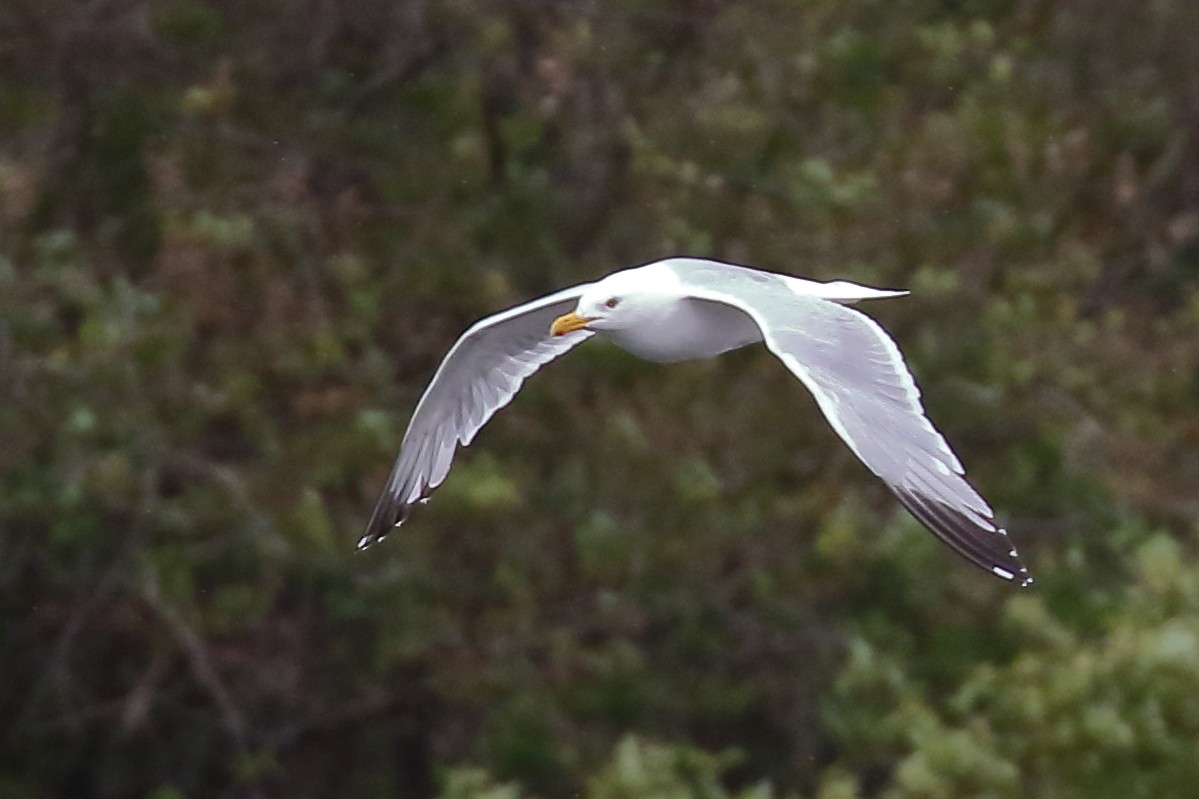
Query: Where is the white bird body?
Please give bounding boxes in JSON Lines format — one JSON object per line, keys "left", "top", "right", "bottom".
{"left": 362, "top": 257, "right": 1031, "bottom": 587}
{"left": 600, "top": 283, "right": 763, "bottom": 362}
{"left": 572, "top": 260, "right": 905, "bottom": 363}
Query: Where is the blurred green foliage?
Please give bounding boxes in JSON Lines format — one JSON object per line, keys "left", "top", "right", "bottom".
{"left": 2, "top": 0, "right": 1199, "bottom": 796}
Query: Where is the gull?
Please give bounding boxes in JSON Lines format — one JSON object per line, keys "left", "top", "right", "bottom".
{"left": 361, "top": 258, "right": 1030, "bottom": 586}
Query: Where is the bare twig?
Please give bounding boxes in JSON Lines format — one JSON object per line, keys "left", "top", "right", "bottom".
{"left": 139, "top": 567, "right": 250, "bottom": 751}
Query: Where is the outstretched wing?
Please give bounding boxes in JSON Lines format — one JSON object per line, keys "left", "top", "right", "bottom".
{"left": 670, "top": 260, "right": 1030, "bottom": 586}
{"left": 361, "top": 284, "right": 594, "bottom": 549}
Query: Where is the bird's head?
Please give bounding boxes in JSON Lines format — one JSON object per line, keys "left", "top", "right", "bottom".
{"left": 549, "top": 264, "right": 679, "bottom": 336}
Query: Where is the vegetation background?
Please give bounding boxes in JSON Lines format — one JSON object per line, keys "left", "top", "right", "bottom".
{"left": 3, "top": 0, "right": 1199, "bottom": 796}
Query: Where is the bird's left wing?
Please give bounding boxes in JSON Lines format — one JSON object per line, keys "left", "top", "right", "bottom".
{"left": 361, "top": 283, "right": 593, "bottom": 549}
{"left": 669, "top": 260, "right": 1030, "bottom": 586}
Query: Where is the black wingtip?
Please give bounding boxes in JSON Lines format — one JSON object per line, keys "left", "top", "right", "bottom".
{"left": 358, "top": 495, "right": 414, "bottom": 551}
{"left": 893, "top": 487, "right": 1032, "bottom": 588}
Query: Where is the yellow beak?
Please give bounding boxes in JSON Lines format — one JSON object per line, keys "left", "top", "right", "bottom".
{"left": 549, "top": 311, "right": 595, "bottom": 336}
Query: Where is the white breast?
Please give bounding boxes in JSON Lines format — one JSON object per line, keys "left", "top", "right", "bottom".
{"left": 603, "top": 297, "right": 763, "bottom": 363}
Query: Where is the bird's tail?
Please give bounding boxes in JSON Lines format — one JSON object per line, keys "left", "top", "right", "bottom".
{"left": 788, "top": 276, "right": 909, "bottom": 303}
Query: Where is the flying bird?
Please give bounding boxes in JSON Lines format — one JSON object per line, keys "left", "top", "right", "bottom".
{"left": 362, "top": 258, "right": 1031, "bottom": 586}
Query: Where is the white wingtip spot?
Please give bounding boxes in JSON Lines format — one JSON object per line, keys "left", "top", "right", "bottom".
{"left": 992, "top": 565, "right": 1016, "bottom": 581}
{"left": 356, "top": 534, "right": 373, "bottom": 550}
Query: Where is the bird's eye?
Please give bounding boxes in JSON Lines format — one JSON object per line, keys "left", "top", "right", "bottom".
{"left": 604, "top": 297, "right": 620, "bottom": 309}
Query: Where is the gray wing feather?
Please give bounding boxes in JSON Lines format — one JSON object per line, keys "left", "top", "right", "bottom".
{"left": 670, "top": 260, "right": 1030, "bottom": 585}
{"left": 361, "top": 284, "right": 593, "bottom": 549}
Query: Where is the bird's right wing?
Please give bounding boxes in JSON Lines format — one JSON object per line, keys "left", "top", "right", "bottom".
{"left": 668, "top": 259, "right": 1030, "bottom": 586}
{"left": 361, "top": 283, "right": 593, "bottom": 549}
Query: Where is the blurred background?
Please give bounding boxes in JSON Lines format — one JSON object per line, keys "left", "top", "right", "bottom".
{"left": 3, "top": 0, "right": 1199, "bottom": 797}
